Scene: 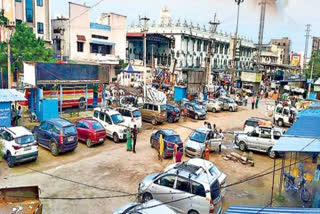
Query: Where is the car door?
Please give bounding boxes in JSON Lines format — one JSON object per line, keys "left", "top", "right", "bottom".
{"left": 282, "top": 108, "right": 290, "bottom": 125}
{"left": 37, "top": 122, "right": 49, "bottom": 146}
{"left": 141, "top": 104, "right": 148, "bottom": 120}
{"left": 75, "top": 121, "right": 84, "bottom": 141}
{"left": 258, "top": 128, "right": 273, "bottom": 152}
{"left": 190, "top": 180, "right": 210, "bottom": 214}
{"left": 104, "top": 114, "right": 113, "bottom": 136}
{"left": 152, "top": 175, "right": 177, "bottom": 208}
{"left": 0, "top": 130, "right": 10, "bottom": 155}
{"left": 245, "top": 131, "right": 259, "bottom": 150}
{"left": 82, "top": 121, "right": 91, "bottom": 141}
{"left": 152, "top": 131, "right": 161, "bottom": 148}
{"left": 171, "top": 176, "right": 193, "bottom": 213}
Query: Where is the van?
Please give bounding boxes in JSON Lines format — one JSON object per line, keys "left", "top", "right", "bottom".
{"left": 141, "top": 103, "right": 167, "bottom": 125}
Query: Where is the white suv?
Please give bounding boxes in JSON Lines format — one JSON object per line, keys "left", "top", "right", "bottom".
{"left": 0, "top": 127, "right": 38, "bottom": 168}
{"left": 116, "top": 106, "right": 142, "bottom": 130}
{"left": 93, "top": 108, "right": 128, "bottom": 143}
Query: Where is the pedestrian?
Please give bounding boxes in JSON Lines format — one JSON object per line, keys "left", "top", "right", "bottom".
{"left": 204, "top": 143, "right": 210, "bottom": 160}
{"left": 173, "top": 142, "right": 178, "bottom": 163}
{"left": 132, "top": 125, "right": 138, "bottom": 153}
{"left": 255, "top": 95, "right": 260, "bottom": 109}
{"left": 183, "top": 107, "right": 187, "bottom": 122}
{"left": 207, "top": 122, "right": 212, "bottom": 130}
{"left": 244, "top": 94, "right": 248, "bottom": 106}
{"left": 175, "top": 149, "right": 183, "bottom": 163}
{"left": 218, "top": 129, "right": 224, "bottom": 153}
{"left": 156, "top": 142, "right": 163, "bottom": 162}
{"left": 126, "top": 129, "right": 132, "bottom": 151}
{"left": 11, "top": 105, "right": 16, "bottom": 127}
{"left": 213, "top": 124, "right": 217, "bottom": 134}
{"left": 252, "top": 95, "right": 256, "bottom": 110}
{"left": 159, "top": 134, "right": 164, "bottom": 160}
{"left": 17, "top": 106, "right": 22, "bottom": 126}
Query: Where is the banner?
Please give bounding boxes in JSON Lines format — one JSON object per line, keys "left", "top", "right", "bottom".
{"left": 291, "top": 53, "right": 301, "bottom": 67}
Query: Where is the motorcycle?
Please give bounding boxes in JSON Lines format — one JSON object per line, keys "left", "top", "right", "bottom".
{"left": 283, "top": 172, "right": 311, "bottom": 203}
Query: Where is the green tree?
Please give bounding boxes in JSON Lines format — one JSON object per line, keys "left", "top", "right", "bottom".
{"left": 306, "top": 50, "right": 320, "bottom": 81}
{"left": 0, "top": 22, "right": 56, "bottom": 73}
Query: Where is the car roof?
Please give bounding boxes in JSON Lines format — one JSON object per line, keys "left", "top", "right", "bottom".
{"left": 159, "top": 129, "right": 178, "bottom": 136}
{"left": 5, "top": 126, "right": 32, "bottom": 138}
{"left": 94, "top": 107, "right": 121, "bottom": 116}
{"left": 47, "top": 118, "right": 72, "bottom": 127}
{"left": 78, "top": 118, "right": 100, "bottom": 124}
{"left": 117, "top": 106, "right": 139, "bottom": 111}
{"left": 195, "top": 127, "right": 211, "bottom": 133}
{"left": 247, "top": 117, "right": 268, "bottom": 122}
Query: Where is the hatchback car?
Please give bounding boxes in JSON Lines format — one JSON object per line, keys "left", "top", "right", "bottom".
{"left": 141, "top": 103, "right": 167, "bottom": 125}
{"left": 0, "top": 127, "right": 38, "bottom": 168}
{"left": 75, "top": 118, "right": 106, "bottom": 148}
{"left": 217, "top": 97, "right": 238, "bottom": 112}
{"left": 207, "top": 99, "right": 223, "bottom": 113}
{"left": 166, "top": 104, "right": 180, "bottom": 123}
{"left": 113, "top": 199, "right": 177, "bottom": 214}
{"left": 150, "top": 129, "right": 183, "bottom": 158}
{"left": 181, "top": 102, "right": 206, "bottom": 120}
{"left": 33, "top": 118, "right": 78, "bottom": 156}
{"left": 138, "top": 159, "right": 223, "bottom": 214}
{"left": 191, "top": 99, "right": 207, "bottom": 111}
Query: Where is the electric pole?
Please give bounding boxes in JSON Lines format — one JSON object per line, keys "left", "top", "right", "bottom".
{"left": 307, "top": 53, "right": 314, "bottom": 98}
{"left": 257, "top": 0, "right": 266, "bottom": 68}
{"left": 304, "top": 24, "right": 311, "bottom": 73}
{"left": 231, "top": 0, "right": 244, "bottom": 89}
{"left": 140, "top": 16, "right": 149, "bottom": 101}
{"left": 6, "top": 23, "right": 15, "bottom": 89}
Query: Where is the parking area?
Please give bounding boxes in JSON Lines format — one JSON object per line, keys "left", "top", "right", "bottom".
{"left": 0, "top": 99, "right": 277, "bottom": 213}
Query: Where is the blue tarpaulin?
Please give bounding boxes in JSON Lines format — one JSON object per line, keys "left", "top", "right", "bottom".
{"left": 298, "top": 108, "right": 320, "bottom": 118}
{"left": 225, "top": 205, "right": 320, "bottom": 214}
{"left": 0, "top": 89, "right": 27, "bottom": 103}
{"left": 272, "top": 116, "right": 320, "bottom": 152}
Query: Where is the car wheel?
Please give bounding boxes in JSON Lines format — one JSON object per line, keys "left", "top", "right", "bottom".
{"left": 212, "top": 108, "right": 216, "bottom": 113}
{"left": 79, "top": 97, "right": 86, "bottom": 110}
{"left": 142, "top": 192, "right": 153, "bottom": 202}
{"left": 195, "top": 114, "right": 199, "bottom": 120}
{"left": 113, "top": 133, "right": 119, "bottom": 143}
{"left": 278, "top": 119, "right": 284, "bottom": 127}
{"left": 7, "top": 152, "right": 14, "bottom": 168}
{"left": 50, "top": 142, "right": 59, "bottom": 156}
{"left": 150, "top": 138, "right": 154, "bottom": 148}
{"left": 168, "top": 116, "right": 174, "bottom": 123}
{"left": 239, "top": 142, "right": 246, "bottom": 152}
{"left": 151, "top": 118, "right": 157, "bottom": 125}
{"left": 268, "top": 148, "right": 277, "bottom": 159}
{"left": 229, "top": 107, "right": 233, "bottom": 112}
{"left": 188, "top": 210, "right": 199, "bottom": 214}
{"left": 86, "top": 138, "right": 92, "bottom": 148}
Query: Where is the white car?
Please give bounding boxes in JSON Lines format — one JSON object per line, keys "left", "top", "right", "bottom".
{"left": 93, "top": 108, "right": 128, "bottom": 143}
{"left": 207, "top": 99, "right": 223, "bottom": 113}
{"left": 116, "top": 106, "right": 142, "bottom": 130}
{"left": 0, "top": 126, "right": 38, "bottom": 168}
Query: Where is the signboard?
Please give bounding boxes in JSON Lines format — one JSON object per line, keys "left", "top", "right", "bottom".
{"left": 241, "top": 72, "right": 262, "bottom": 83}
{"left": 314, "top": 85, "right": 320, "bottom": 92}
{"left": 291, "top": 53, "right": 301, "bottom": 67}
{"left": 307, "top": 79, "right": 314, "bottom": 84}
{"left": 0, "top": 102, "right": 11, "bottom": 127}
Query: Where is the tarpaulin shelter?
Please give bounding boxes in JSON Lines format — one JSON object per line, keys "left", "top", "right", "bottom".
{"left": 225, "top": 205, "right": 320, "bottom": 214}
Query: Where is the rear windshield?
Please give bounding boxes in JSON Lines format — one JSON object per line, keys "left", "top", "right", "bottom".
{"left": 210, "top": 180, "right": 221, "bottom": 201}
{"left": 132, "top": 110, "right": 141, "bottom": 118}
{"left": 166, "top": 135, "right": 181, "bottom": 143}
{"left": 15, "top": 135, "right": 35, "bottom": 145}
{"left": 160, "top": 105, "right": 166, "bottom": 112}
{"left": 63, "top": 126, "right": 77, "bottom": 135}
{"left": 92, "top": 122, "right": 103, "bottom": 130}
{"left": 209, "top": 165, "right": 222, "bottom": 177}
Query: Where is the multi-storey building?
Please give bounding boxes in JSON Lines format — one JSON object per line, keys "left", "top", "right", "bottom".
{"left": 0, "top": 0, "right": 15, "bottom": 42}
{"left": 51, "top": 2, "right": 127, "bottom": 80}
{"left": 271, "top": 37, "right": 291, "bottom": 64}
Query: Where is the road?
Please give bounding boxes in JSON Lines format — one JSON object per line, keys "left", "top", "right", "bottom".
{"left": 0, "top": 98, "right": 277, "bottom": 213}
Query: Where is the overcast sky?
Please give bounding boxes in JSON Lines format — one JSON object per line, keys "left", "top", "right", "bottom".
{"left": 52, "top": 0, "right": 320, "bottom": 55}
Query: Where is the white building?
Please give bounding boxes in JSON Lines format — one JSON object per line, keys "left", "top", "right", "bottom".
{"left": 51, "top": 2, "right": 127, "bottom": 80}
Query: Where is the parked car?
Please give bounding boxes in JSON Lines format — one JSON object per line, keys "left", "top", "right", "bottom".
{"left": 138, "top": 158, "right": 223, "bottom": 214}
{"left": 0, "top": 127, "right": 38, "bottom": 167}
{"left": 93, "top": 107, "right": 128, "bottom": 143}
{"left": 164, "top": 158, "right": 227, "bottom": 198}
{"left": 234, "top": 126, "right": 283, "bottom": 158}
{"left": 75, "top": 118, "right": 106, "bottom": 148}
{"left": 116, "top": 106, "right": 142, "bottom": 129}
{"left": 191, "top": 99, "right": 207, "bottom": 111}
{"left": 185, "top": 127, "right": 222, "bottom": 158}
{"left": 113, "top": 199, "right": 177, "bottom": 214}
{"left": 33, "top": 118, "right": 78, "bottom": 156}
{"left": 273, "top": 103, "right": 297, "bottom": 127}
{"left": 166, "top": 104, "right": 180, "bottom": 123}
{"left": 207, "top": 99, "right": 223, "bottom": 113}
{"left": 181, "top": 102, "right": 206, "bottom": 120}
{"left": 217, "top": 97, "right": 238, "bottom": 112}
{"left": 141, "top": 103, "right": 167, "bottom": 125}
{"left": 150, "top": 129, "right": 183, "bottom": 158}
{"left": 243, "top": 117, "right": 271, "bottom": 133}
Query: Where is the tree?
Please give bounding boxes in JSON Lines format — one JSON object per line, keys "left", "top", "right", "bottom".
{"left": 306, "top": 50, "right": 320, "bottom": 81}
{"left": 0, "top": 22, "right": 56, "bottom": 74}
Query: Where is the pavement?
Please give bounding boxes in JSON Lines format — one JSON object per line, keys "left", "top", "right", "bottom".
{"left": 0, "top": 98, "right": 282, "bottom": 213}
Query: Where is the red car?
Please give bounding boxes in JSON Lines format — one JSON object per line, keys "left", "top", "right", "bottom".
{"left": 75, "top": 118, "right": 106, "bottom": 148}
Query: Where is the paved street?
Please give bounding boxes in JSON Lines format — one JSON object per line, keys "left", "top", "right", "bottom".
{"left": 0, "top": 99, "right": 278, "bottom": 213}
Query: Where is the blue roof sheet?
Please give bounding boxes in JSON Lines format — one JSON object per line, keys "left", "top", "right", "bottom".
{"left": 0, "top": 89, "right": 27, "bottom": 103}
{"left": 298, "top": 108, "right": 320, "bottom": 118}
{"left": 90, "top": 22, "right": 111, "bottom": 31}
{"left": 225, "top": 205, "right": 320, "bottom": 214}
{"left": 285, "top": 116, "right": 320, "bottom": 137}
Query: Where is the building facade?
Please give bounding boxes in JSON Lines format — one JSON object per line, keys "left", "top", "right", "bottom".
{"left": 51, "top": 2, "right": 127, "bottom": 80}
{"left": 271, "top": 37, "right": 291, "bottom": 64}
{"left": 0, "top": 0, "right": 15, "bottom": 42}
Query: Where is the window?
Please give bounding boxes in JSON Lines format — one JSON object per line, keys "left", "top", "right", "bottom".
{"left": 175, "top": 177, "right": 190, "bottom": 192}
{"left": 40, "top": 122, "right": 48, "bottom": 130}
{"left": 90, "top": 43, "right": 111, "bottom": 55}
{"left": 191, "top": 181, "right": 206, "bottom": 197}
{"left": 26, "top": 0, "right": 33, "bottom": 23}
{"left": 94, "top": 111, "right": 99, "bottom": 118}
{"left": 154, "top": 105, "right": 159, "bottom": 111}
{"left": 55, "top": 39, "right": 61, "bottom": 51}
{"left": 99, "top": 112, "right": 105, "bottom": 121}
{"left": 2, "top": 131, "right": 12, "bottom": 141}
{"left": 92, "top": 34, "right": 108, "bottom": 40}
{"left": 76, "top": 122, "right": 83, "bottom": 128}
{"left": 37, "top": 0, "right": 43, "bottom": 6}
{"left": 143, "top": 104, "right": 148, "bottom": 109}
{"left": 260, "top": 129, "right": 272, "bottom": 139}
{"left": 123, "top": 110, "right": 131, "bottom": 117}
{"left": 92, "top": 122, "right": 103, "bottom": 130}
{"left": 37, "top": 22, "right": 44, "bottom": 34}
{"left": 15, "top": 135, "right": 35, "bottom": 145}
{"left": 16, "top": 0, "right": 22, "bottom": 2}
{"left": 283, "top": 109, "right": 289, "bottom": 116}
{"left": 158, "top": 175, "right": 176, "bottom": 188}
{"left": 63, "top": 126, "right": 77, "bottom": 135}
{"left": 16, "top": 19, "right": 22, "bottom": 24}
{"left": 105, "top": 115, "right": 112, "bottom": 124}
{"left": 148, "top": 104, "right": 153, "bottom": 110}
{"left": 77, "top": 42, "right": 84, "bottom": 52}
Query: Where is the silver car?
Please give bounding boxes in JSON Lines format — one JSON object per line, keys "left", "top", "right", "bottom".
{"left": 217, "top": 97, "right": 238, "bottom": 112}
{"left": 207, "top": 99, "right": 223, "bottom": 113}
{"left": 113, "top": 199, "right": 177, "bottom": 214}
{"left": 185, "top": 127, "right": 222, "bottom": 158}
{"left": 138, "top": 159, "right": 223, "bottom": 214}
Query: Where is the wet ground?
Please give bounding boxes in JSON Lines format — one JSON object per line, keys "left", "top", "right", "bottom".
{"left": 0, "top": 98, "right": 308, "bottom": 213}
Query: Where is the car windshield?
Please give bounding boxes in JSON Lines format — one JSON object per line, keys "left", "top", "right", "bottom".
{"left": 194, "top": 104, "right": 201, "bottom": 111}
{"left": 15, "top": 135, "right": 35, "bottom": 145}
{"left": 160, "top": 105, "right": 166, "bottom": 111}
{"left": 189, "top": 131, "right": 206, "bottom": 143}
{"left": 63, "top": 126, "right": 77, "bottom": 135}
{"left": 111, "top": 114, "right": 125, "bottom": 124}
{"left": 209, "top": 165, "right": 222, "bottom": 177}
{"left": 132, "top": 110, "right": 141, "bottom": 118}
{"left": 166, "top": 135, "right": 181, "bottom": 143}
{"left": 92, "top": 122, "right": 103, "bottom": 130}
{"left": 227, "top": 98, "right": 235, "bottom": 103}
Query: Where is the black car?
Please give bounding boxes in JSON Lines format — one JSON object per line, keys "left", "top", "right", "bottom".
{"left": 181, "top": 102, "right": 206, "bottom": 120}
{"left": 166, "top": 104, "right": 180, "bottom": 123}
{"left": 150, "top": 129, "right": 183, "bottom": 158}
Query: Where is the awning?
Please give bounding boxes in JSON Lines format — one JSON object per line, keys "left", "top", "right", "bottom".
{"left": 77, "top": 35, "right": 86, "bottom": 42}
{"left": 225, "top": 205, "right": 320, "bottom": 214}
{"left": 91, "top": 40, "right": 115, "bottom": 46}
{"left": 120, "top": 64, "right": 141, "bottom": 74}
{"left": 0, "top": 89, "right": 27, "bottom": 103}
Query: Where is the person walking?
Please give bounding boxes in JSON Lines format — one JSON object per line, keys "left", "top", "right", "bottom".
{"left": 255, "top": 95, "right": 260, "bottom": 109}
{"left": 183, "top": 107, "right": 188, "bottom": 122}
{"left": 17, "top": 106, "right": 22, "bottom": 126}
{"left": 207, "top": 122, "right": 212, "bottom": 130}
{"left": 11, "top": 105, "right": 16, "bottom": 126}
{"left": 218, "top": 129, "right": 224, "bottom": 153}
{"left": 173, "top": 142, "right": 178, "bottom": 163}
{"left": 159, "top": 134, "right": 164, "bottom": 160}
{"left": 126, "top": 129, "right": 132, "bottom": 151}
{"left": 252, "top": 95, "right": 256, "bottom": 110}
{"left": 204, "top": 143, "right": 210, "bottom": 160}
{"left": 132, "top": 125, "right": 138, "bottom": 153}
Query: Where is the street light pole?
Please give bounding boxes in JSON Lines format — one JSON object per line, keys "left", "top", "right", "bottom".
{"left": 308, "top": 56, "right": 314, "bottom": 98}
{"left": 231, "top": 0, "right": 244, "bottom": 90}
{"left": 140, "top": 16, "right": 150, "bottom": 102}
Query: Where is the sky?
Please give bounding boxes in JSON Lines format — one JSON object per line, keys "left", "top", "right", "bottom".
{"left": 52, "top": 0, "right": 320, "bottom": 56}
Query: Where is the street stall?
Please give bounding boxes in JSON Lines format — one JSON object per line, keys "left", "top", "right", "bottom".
{"left": 0, "top": 89, "right": 27, "bottom": 127}
{"left": 272, "top": 114, "right": 320, "bottom": 208}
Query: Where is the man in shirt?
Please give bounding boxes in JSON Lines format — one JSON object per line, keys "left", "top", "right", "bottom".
{"left": 132, "top": 125, "right": 138, "bottom": 153}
